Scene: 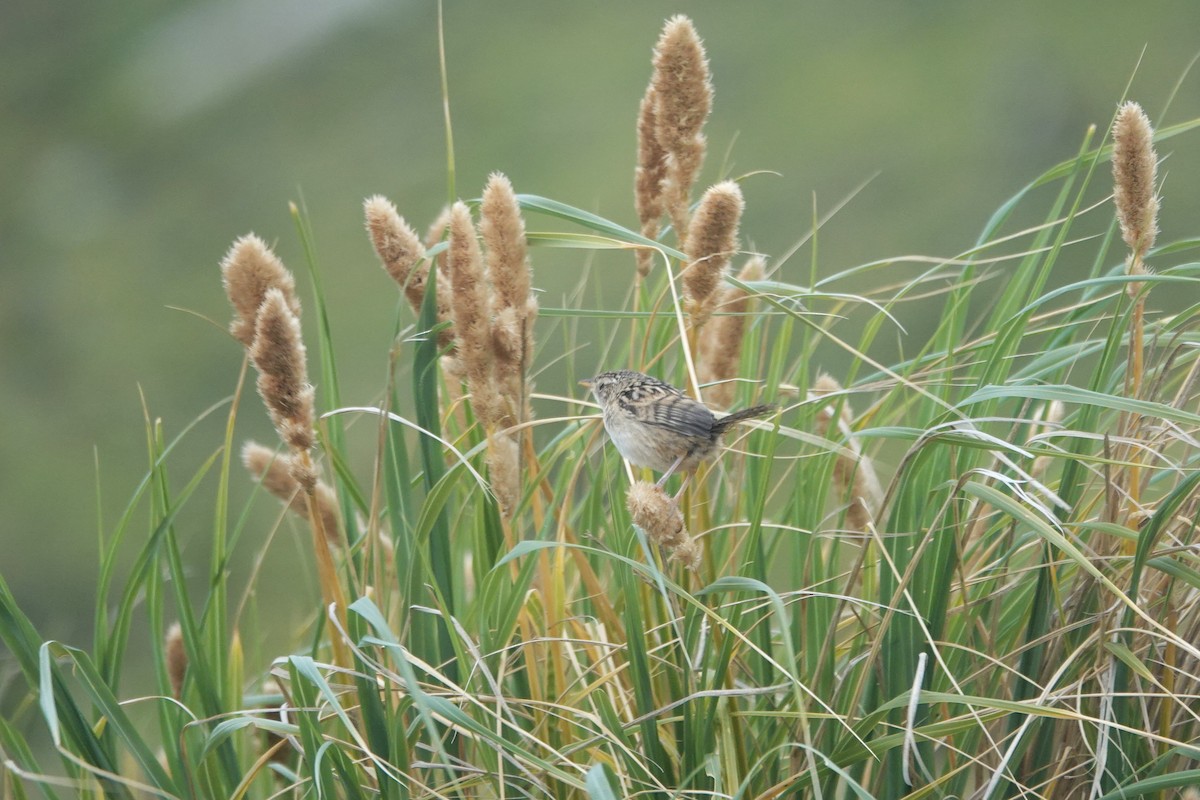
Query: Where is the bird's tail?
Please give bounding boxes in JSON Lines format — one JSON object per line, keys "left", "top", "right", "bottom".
{"left": 713, "top": 403, "right": 776, "bottom": 435}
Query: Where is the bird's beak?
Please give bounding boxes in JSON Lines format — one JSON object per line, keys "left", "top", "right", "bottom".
{"left": 578, "top": 378, "right": 593, "bottom": 389}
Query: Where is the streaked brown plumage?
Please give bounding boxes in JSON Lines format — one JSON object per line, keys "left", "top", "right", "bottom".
{"left": 580, "top": 369, "right": 774, "bottom": 484}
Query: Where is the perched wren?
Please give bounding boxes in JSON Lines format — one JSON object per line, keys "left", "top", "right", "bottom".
{"left": 580, "top": 370, "right": 776, "bottom": 487}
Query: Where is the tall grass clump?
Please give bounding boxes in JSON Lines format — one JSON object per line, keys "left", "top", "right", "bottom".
{"left": 3, "top": 14, "right": 1200, "bottom": 800}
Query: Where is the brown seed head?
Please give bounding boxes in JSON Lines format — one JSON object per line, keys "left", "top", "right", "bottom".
{"left": 486, "top": 432, "right": 521, "bottom": 519}
{"left": 684, "top": 181, "right": 743, "bottom": 317}
{"left": 447, "top": 202, "right": 500, "bottom": 426}
{"left": 491, "top": 306, "right": 522, "bottom": 366}
{"left": 635, "top": 83, "right": 669, "bottom": 276}
{"left": 417, "top": 206, "right": 457, "bottom": 350}
{"left": 1112, "top": 101, "right": 1159, "bottom": 261}
{"left": 520, "top": 297, "right": 538, "bottom": 368}
{"left": 481, "top": 173, "right": 537, "bottom": 426}
{"left": 627, "top": 481, "right": 686, "bottom": 548}
{"left": 364, "top": 195, "right": 428, "bottom": 314}
{"left": 810, "top": 375, "right": 882, "bottom": 532}
{"left": 242, "top": 441, "right": 340, "bottom": 544}
{"left": 811, "top": 373, "right": 842, "bottom": 407}
{"left": 220, "top": 234, "right": 300, "bottom": 347}
{"left": 480, "top": 173, "right": 530, "bottom": 314}
{"left": 425, "top": 205, "right": 454, "bottom": 287}
{"left": 635, "top": 85, "right": 668, "bottom": 225}
{"left": 700, "top": 256, "right": 765, "bottom": 408}
{"left": 626, "top": 481, "right": 703, "bottom": 570}
{"left": 250, "top": 288, "right": 314, "bottom": 454}
{"left": 426, "top": 205, "right": 452, "bottom": 252}
{"left": 671, "top": 538, "right": 703, "bottom": 571}
{"left": 651, "top": 15, "right": 712, "bottom": 154}
{"left": 651, "top": 15, "right": 712, "bottom": 250}
{"left": 165, "top": 622, "right": 187, "bottom": 699}
{"left": 662, "top": 134, "right": 707, "bottom": 251}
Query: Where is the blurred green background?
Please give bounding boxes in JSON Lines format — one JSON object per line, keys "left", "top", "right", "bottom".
{"left": 2, "top": 1, "right": 1199, "bottom": 650}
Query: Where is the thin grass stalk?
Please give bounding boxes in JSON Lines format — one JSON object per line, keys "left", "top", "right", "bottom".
{"left": 206, "top": 354, "right": 251, "bottom": 734}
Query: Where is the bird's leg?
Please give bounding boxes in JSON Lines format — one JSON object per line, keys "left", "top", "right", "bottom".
{"left": 670, "top": 472, "right": 694, "bottom": 502}
{"left": 654, "top": 455, "right": 695, "bottom": 502}
{"left": 655, "top": 455, "right": 686, "bottom": 488}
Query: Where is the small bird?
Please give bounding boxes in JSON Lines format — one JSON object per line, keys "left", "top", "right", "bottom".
{"left": 580, "top": 369, "right": 776, "bottom": 488}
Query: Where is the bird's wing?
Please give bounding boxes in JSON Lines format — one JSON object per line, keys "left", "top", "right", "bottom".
{"left": 621, "top": 393, "right": 714, "bottom": 439}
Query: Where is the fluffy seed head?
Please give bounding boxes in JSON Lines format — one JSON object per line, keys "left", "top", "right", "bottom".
{"left": 626, "top": 482, "right": 703, "bottom": 570}
{"left": 671, "top": 538, "right": 703, "bottom": 571}
{"left": 635, "top": 85, "right": 668, "bottom": 224}
{"left": 1112, "top": 101, "right": 1159, "bottom": 259}
{"left": 651, "top": 16, "right": 712, "bottom": 154}
{"left": 627, "top": 481, "right": 686, "bottom": 548}
{"left": 426, "top": 206, "right": 451, "bottom": 248}
{"left": 810, "top": 375, "right": 882, "bottom": 532}
{"left": 481, "top": 173, "right": 537, "bottom": 427}
{"left": 425, "top": 204, "right": 453, "bottom": 272}
{"left": 684, "top": 181, "right": 743, "bottom": 316}
{"left": 635, "top": 83, "right": 669, "bottom": 276}
{"left": 221, "top": 234, "right": 300, "bottom": 347}
{"left": 700, "top": 256, "right": 765, "bottom": 408}
{"left": 250, "top": 288, "right": 314, "bottom": 455}
{"left": 811, "top": 373, "right": 842, "bottom": 407}
{"left": 165, "top": 622, "right": 186, "bottom": 699}
{"left": 448, "top": 202, "right": 499, "bottom": 425}
{"left": 651, "top": 15, "right": 712, "bottom": 251}
{"left": 242, "top": 441, "right": 340, "bottom": 544}
{"left": 417, "top": 206, "right": 458, "bottom": 350}
{"left": 480, "top": 173, "right": 530, "bottom": 314}
{"left": 491, "top": 306, "right": 522, "bottom": 365}
{"left": 487, "top": 432, "right": 521, "bottom": 519}
{"left": 365, "top": 195, "right": 428, "bottom": 314}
